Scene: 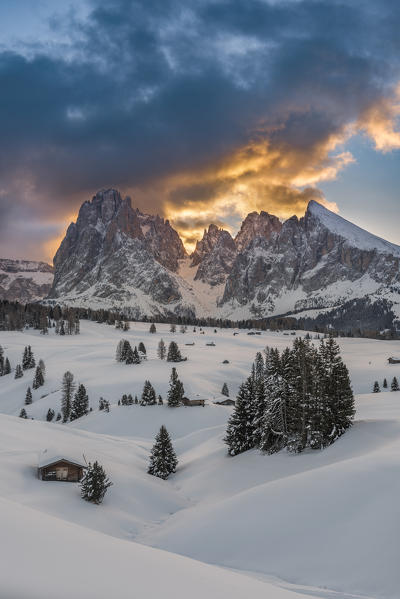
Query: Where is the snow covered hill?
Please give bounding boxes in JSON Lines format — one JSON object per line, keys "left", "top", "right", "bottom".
{"left": 1, "top": 321, "right": 400, "bottom": 597}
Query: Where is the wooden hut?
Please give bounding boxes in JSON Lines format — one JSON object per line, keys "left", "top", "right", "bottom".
{"left": 214, "top": 398, "right": 235, "bottom": 406}
{"left": 38, "top": 451, "right": 86, "bottom": 482}
{"left": 388, "top": 357, "right": 400, "bottom": 364}
{"left": 181, "top": 397, "right": 205, "bottom": 407}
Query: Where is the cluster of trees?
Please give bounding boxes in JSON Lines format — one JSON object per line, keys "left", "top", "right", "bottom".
{"left": 225, "top": 337, "right": 355, "bottom": 456}
{"left": 373, "top": 377, "right": 399, "bottom": 392}
{"left": 116, "top": 339, "right": 147, "bottom": 364}
{"left": 117, "top": 368, "right": 183, "bottom": 408}
{"left": 116, "top": 339, "right": 185, "bottom": 364}
{"left": 60, "top": 372, "right": 90, "bottom": 422}
{"left": 0, "top": 301, "right": 82, "bottom": 334}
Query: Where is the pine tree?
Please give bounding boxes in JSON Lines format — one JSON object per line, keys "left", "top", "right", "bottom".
{"left": 383, "top": 378, "right": 388, "bottom": 389}
{"left": 124, "top": 342, "right": 135, "bottom": 364}
{"left": 132, "top": 346, "right": 141, "bottom": 364}
{"left": 167, "top": 367, "right": 184, "bottom": 407}
{"left": 27, "top": 346, "right": 35, "bottom": 368}
{"left": 158, "top": 394, "right": 163, "bottom": 405}
{"left": 19, "top": 408, "right": 28, "bottom": 419}
{"left": 56, "top": 412, "right": 61, "bottom": 421}
{"left": 391, "top": 376, "right": 400, "bottom": 391}
{"left": 32, "top": 365, "right": 44, "bottom": 390}
{"left": 38, "top": 359, "right": 46, "bottom": 375}
{"left": 149, "top": 323, "right": 156, "bottom": 333}
{"left": 3, "top": 357, "right": 11, "bottom": 375}
{"left": 170, "top": 323, "right": 176, "bottom": 333}
{"left": 167, "top": 341, "right": 183, "bottom": 362}
{"left": 123, "top": 321, "right": 130, "bottom": 332}
{"left": 71, "top": 384, "right": 89, "bottom": 420}
{"left": 59, "top": 320, "right": 65, "bottom": 335}
{"left": 157, "top": 339, "right": 166, "bottom": 360}
{"left": 148, "top": 426, "right": 178, "bottom": 480}
{"left": 46, "top": 408, "right": 55, "bottom": 422}
{"left": 138, "top": 342, "right": 146, "bottom": 356}
{"left": 224, "top": 384, "right": 253, "bottom": 456}
{"left": 61, "top": 371, "right": 75, "bottom": 422}
{"left": 0, "top": 345, "right": 4, "bottom": 374}
{"left": 25, "top": 387, "right": 33, "bottom": 405}
{"left": 115, "top": 339, "right": 125, "bottom": 362}
{"left": 80, "top": 461, "right": 112, "bottom": 504}
{"left": 221, "top": 382, "right": 229, "bottom": 397}
{"left": 141, "top": 380, "right": 157, "bottom": 405}
{"left": 22, "top": 347, "right": 30, "bottom": 370}
{"left": 14, "top": 364, "right": 23, "bottom": 379}
{"left": 373, "top": 381, "right": 381, "bottom": 393}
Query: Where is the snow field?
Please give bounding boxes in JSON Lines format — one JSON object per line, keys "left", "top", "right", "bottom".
{"left": 1, "top": 321, "right": 400, "bottom": 598}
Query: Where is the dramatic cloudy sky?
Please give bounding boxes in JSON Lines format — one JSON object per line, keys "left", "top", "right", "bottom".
{"left": 1, "top": 0, "right": 400, "bottom": 260}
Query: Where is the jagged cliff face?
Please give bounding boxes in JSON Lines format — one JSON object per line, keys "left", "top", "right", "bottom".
{"left": 190, "top": 225, "right": 237, "bottom": 286}
{"left": 0, "top": 259, "right": 53, "bottom": 302}
{"left": 49, "top": 189, "right": 190, "bottom": 316}
{"left": 48, "top": 190, "right": 400, "bottom": 324}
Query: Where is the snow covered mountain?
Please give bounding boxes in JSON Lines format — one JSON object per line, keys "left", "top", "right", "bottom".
{"left": 48, "top": 189, "right": 400, "bottom": 327}
{"left": 0, "top": 259, "right": 53, "bottom": 303}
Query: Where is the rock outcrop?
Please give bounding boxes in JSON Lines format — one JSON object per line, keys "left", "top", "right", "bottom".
{"left": 0, "top": 259, "right": 53, "bottom": 303}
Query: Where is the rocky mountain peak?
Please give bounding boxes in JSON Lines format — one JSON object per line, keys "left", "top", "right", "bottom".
{"left": 234, "top": 210, "right": 282, "bottom": 252}
{"left": 190, "top": 223, "right": 229, "bottom": 267}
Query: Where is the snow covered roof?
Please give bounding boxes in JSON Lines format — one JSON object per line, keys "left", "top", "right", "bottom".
{"left": 38, "top": 448, "right": 87, "bottom": 469}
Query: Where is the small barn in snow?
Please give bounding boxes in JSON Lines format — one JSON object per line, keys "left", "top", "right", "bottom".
{"left": 38, "top": 450, "right": 86, "bottom": 482}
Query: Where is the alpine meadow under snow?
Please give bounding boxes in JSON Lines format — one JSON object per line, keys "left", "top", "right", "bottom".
{"left": 0, "top": 321, "right": 400, "bottom": 598}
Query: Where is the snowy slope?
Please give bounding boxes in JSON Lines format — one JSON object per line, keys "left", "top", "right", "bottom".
{"left": 1, "top": 321, "right": 400, "bottom": 598}
{"left": 0, "top": 258, "right": 53, "bottom": 302}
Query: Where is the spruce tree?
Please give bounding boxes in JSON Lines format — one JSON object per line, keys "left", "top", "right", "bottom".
{"left": 71, "top": 384, "right": 89, "bottom": 420}
{"left": 19, "top": 408, "right": 28, "bottom": 419}
{"left": 383, "top": 378, "right": 388, "bottom": 389}
{"left": 14, "top": 364, "right": 23, "bottom": 379}
{"left": 22, "top": 347, "right": 30, "bottom": 370}
{"left": 80, "top": 461, "right": 112, "bottom": 504}
{"left": 224, "top": 384, "right": 253, "bottom": 456}
{"left": 0, "top": 345, "right": 4, "bottom": 374}
{"left": 25, "top": 387, "right": 33, "bottom": 405}
{"left": 158, "top": 394, "right": 163, "bottom": 405}
{"left": 61, "top": 371, "right": 75, "bottom": 422}
{"left": 132, "top": 346, "right": 141, "bottom": 364}
{"left": 221, "top": 383, "right": 229, "bottom": 397}
{"left": 38, "top": 359, "right": 46, "bottom": 375}
{"left": 148, "top": 426, "right": 178, "bottom": 480}
{"left": 391, "top": 376, "right": 400, "bottom": 391}
{"left": 373, "top": 381, "right": 381, "bottom": 393}
{"left": 3, "top": 357, "right": 11, "bottom": 375}
{"left": 149, "top": 323, "right": 156, "bottom": 333}
{"left": 167, "top": 341, "right": 183, "bottom": 362}
{"left": 167, "top": 367, "right": 184, "bottom": 407}
{"left": 138, "top": 342, "right": 146, "bottom": 356}
{"left": 157, "top": 339, "right": 166, "bottom": 360}
{"left": 46, "top": 408, "right": 55, "bottom": 422}
{"left": 32, "top": 365, "right": 45, "bottom": 390}
{"left": 124, "top": 342, "right": 135, "bottom": 364}
{"left": 141, "top": 380, "right": 157, "bottom": 405}
{"left": 115, "top": 340, "right": 125, "bottom": 362}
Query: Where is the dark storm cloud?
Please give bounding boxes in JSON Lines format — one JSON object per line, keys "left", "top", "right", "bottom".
{"left": 0, "top": 0, "right": 400, "bottom": 258}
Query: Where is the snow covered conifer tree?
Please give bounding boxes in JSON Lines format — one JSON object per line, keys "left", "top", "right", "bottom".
{"left": 32, "top": 365, "right": 44, "bottom": 390}
{"left": 22, "top": 347, "right": 29, "bottom": 370}
{"left": 170, "top": 323, "right": 176, "bottom": 333}
{"left": 80, "top": 461, "right": 112, "bottom": 504}
{"left": 383, "top": 378, "right": 388, "bottom": 389}
{"left": 71, "top": 384, "right": 89, "bottom": 420}
{"left": 373, "top": 381, "right": 381, "bottom": 393}
{"left": 124, "top": 342, "right": 135, "bottom": 364}
{"left": 224, "top": 383, "right": 253, "bottom": 456}
{"left": 158, "top": 395, "right": 163, "bottom": 405}
{"left": 14, "top": 364, "right": 23, "bottom": 379}
{"left": 141, "top": 380, "right": 157, "bottom": 405}
{"left": 221, "top": 383, "right": 229, "bottom": 397}
{"left": 61, "top": 371, "right": 75, "bottom": 422}
{"left": 167, "top": 341, "right": 183, "bottom": 362}
{"left": 149, "top": 323, "right": 156, "bottom": 333}
{"left": 3, "top": 357, "right": 11, "bottom": 375}
{"left": 46, "top": 408, "right": 55, "bottom": 421}
{"left": 19, "top": 408, "right": 28, "bottom": 419}
{"left": 38, "top": 359, "right": 46, "bottom": 375}
{"left": 0, "top": 345, "right": 4, "bottom": 374}
{"left": 123, "top": 321, "right": 130, "bottom": 332}
{"left": 25, "top": 387, "right": 33, "bottom": 405}
{"left": 115, "top": 340, "right": 125, "bottom": 362}
{"left": 138, "top": 342, "right": 146, "bottom": 356}
{"left": 167, "top": 367, "right": 184, "bottom": 407}
{"left": 391, "top": 376, "right": 399, "bottom": 391}
{"left": 132, "top": 346, "right": 141, "bottom": 364}
{"left": 157, "top": 339, "right": 166, "bottom": 360}
{"left": 148, "top": 425, "right": 178, "bottom": 480}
